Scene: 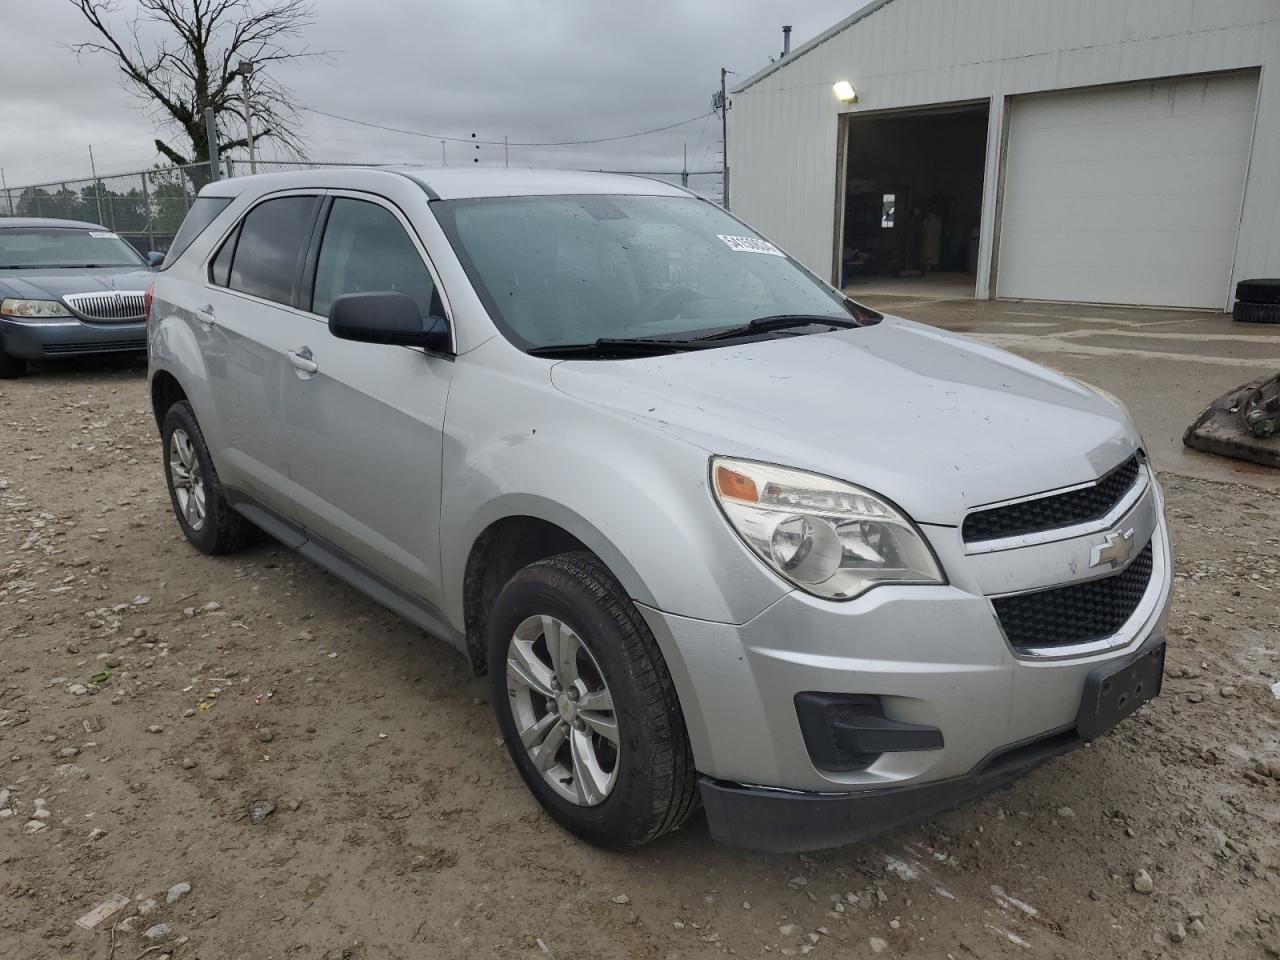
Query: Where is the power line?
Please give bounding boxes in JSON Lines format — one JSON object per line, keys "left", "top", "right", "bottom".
{"left": 688, "top": 112, "right": 713, "bottom": 169}
{"left": 297, "top": 105, "right": 713, "bottom": 147}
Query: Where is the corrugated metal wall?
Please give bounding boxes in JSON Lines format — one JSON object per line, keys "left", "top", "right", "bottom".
{"left": 729, "top": 0, "right": 1280, "bottom": 308}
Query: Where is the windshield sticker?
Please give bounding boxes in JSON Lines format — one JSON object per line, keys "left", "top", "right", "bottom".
{"left": 717, "top": 234, "right": 784, "bottom": 256}
{"left": 89, "top": 231, "right": 119, "bottom": 240}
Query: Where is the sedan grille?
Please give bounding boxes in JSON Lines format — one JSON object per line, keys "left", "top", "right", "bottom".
{"left": 962, "top": 454, "right": 1142, "bottom": 543}
{"left": 992, "top": 541, "right": 1154, "bottom": 651}
{"left": 62, "top": 291, "right": 147, "bottom": 322}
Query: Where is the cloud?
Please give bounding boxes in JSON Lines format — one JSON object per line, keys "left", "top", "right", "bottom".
{"left": 0, "top": 0, "right": 853, "bottom": 191}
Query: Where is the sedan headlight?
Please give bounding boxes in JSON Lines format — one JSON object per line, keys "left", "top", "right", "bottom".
{"left": 1, "top": 298, "right": 74, "bottom": 319}
{"left": 711, "top": 457, "right": 944, "bottom": 600}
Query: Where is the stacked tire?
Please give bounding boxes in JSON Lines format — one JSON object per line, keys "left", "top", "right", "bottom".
{"left": 1233, "top": 279, "right": 1280, "bottom": 324}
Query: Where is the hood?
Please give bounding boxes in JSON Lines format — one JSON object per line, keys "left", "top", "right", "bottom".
{"left": 0, "top": 266, "right": 155, "bottom": 301}
{"left": 548, "top": 318, "right": 1140, "bottom": 526}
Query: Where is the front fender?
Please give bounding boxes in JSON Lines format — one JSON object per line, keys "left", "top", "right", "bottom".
{"left": 438, "top": 350, "right": 789, "bottom": 631}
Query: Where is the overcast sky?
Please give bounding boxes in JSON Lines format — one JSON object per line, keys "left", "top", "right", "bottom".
{"left": 0, "top": 0, "right": 855, "bottom": 194}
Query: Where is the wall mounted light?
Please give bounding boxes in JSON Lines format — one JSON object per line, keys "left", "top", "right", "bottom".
{"left": 832, "top": 80, "right": 858, "bottom": 103}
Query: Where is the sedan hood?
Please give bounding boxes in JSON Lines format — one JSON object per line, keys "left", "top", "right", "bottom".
{"left": 549, "top": 318, "right": 1140, "bottom": 526}
{"left": 0, "top": 267, "right": 154, "bottom": 301}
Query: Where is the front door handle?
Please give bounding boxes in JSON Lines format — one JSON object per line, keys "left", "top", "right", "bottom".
{"left": 287, "top": 346, "right": 318, "bottom": 375}
{"left": 197, "top": 304, "right": 216, "bottom": 329}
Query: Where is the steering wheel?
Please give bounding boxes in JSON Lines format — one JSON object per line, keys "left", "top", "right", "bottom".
{"left": 639, "top": 286, "right": 701, "bottom": 325}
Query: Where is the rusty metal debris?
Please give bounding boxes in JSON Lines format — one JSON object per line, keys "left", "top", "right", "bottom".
{"left": 1184, "top": 373, "right": 1280, "bottom": 467}
{"left": 1242, "top": 376, "right": 1280, "bottom": 438}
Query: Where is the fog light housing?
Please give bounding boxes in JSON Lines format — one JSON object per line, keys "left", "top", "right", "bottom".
{"left": 794, "top": 692, "right": 944, "bottom": 772}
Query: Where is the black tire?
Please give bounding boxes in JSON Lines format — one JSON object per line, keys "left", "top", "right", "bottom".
{"left": 1236, "top": 278, "right": 1280, "bottom": 305}
{"left": 160, "top": 401, "right": 255, "bottom": 555}
{"left": 0, "top": 344, "right": 26, "bottom": 379}
{"left": 487, "top": 551, "right": 699, "bottom": 850}
{"left": 1233, "top": 301, "right": 1280, "bottom": 325}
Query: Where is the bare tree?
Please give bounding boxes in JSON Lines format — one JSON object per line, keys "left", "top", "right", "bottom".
{"left": 67, "top": 0, "right": 324, "bottom": 171}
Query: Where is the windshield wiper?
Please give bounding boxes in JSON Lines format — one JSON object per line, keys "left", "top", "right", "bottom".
{"left": 695, "top": 314, "right": 862, "bottom": 342}
{"left": 527, "top": 337, "right": 716, "bottom": 358}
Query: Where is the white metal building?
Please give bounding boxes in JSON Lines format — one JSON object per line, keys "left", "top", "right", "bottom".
{"left": 727, "top": 0, "right": 1280, "bottom": 311}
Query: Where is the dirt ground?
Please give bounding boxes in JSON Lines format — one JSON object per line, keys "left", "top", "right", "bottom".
{"left": 2, "top": 329, "right": 1280, "bottom": 959}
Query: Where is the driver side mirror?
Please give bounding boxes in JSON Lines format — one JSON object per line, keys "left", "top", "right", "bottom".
{"left": 146, "top": 251, "right": 165, "bottom": 268}
{"left": 328, "top": 291, "right": 451, "bottom": 352}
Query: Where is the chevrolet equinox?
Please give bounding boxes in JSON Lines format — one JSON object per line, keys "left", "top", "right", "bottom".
{"left": 146, "top": 168, "right": 1170, "bottom": 851}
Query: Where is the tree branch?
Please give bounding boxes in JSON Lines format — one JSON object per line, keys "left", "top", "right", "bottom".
{"left": 65, "top": 0, "right": 324, "bottom": 166}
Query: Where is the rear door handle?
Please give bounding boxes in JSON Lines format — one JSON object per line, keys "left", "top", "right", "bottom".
{"left": 197, "top": 304, "right": 216, "bottom": 329}
{"left": 288, "top": 346, "right": 318, "bottom": 375}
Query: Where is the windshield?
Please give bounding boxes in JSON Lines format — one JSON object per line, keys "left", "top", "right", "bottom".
{"left": 0, "top": 228, "right": 146, "bottom": 269}
{"left": 434, "top": 194, "right": 853, "bottom": 349}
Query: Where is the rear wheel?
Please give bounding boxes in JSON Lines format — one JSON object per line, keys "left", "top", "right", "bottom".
{"left": 161, "top": 401, "right": 255, "bottom": 555}
{"left": 0, "top": 344, "right": 25, "bottom": 379}
{"left": 488, "top": 551, "right": 699, "bottom": 849}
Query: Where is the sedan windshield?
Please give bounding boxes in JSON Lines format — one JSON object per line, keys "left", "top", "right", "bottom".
{"left": 434, "top": 194, "right": 858, "bottom": 350}
{"left": 0, "top": 228, "right": 146, "bottom": 269}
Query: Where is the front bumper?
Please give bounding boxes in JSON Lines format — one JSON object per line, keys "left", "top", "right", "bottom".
{"left": 698, "top": 633, "right": 1164, "bottom": 852}
{"left": 637, "top": 490, "right": 1172, "bottom": 849}
{"left": 0, "top": 317, "right": 147, "bottom": 359}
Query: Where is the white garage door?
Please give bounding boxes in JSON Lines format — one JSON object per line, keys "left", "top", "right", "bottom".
{"left": 997, "top": 72, "right": 1258, "bottom": 309}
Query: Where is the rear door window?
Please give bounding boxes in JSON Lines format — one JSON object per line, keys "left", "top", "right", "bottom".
{"left": 309, "top": 198, "right": 437, "bottom": 319}
{"left": 225, "top": 195, "right": 319, "bottom": 306}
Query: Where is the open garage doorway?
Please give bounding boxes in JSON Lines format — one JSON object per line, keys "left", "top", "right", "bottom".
{"left": 839, "top": 103, "right": 989, "bottom": 299}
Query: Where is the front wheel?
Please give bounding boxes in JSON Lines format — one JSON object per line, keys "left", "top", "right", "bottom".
{"left": 488, "top": 552, "right": 699, "bottom": 849}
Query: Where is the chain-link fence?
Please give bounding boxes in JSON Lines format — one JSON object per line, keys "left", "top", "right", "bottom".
{"left": 0, "top": 160, "right": 238, "bottom": 254}
{"left": 1, "top": 157, "right": 722, "bottom": 255}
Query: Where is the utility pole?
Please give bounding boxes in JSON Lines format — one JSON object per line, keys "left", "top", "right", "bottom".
{"left": 682, "top": 143, "right": 688, "bottom": 188}
{"left": 205, "top": 107, "right": 221, "bottom": 181}
{"left": 504, "top": 135, "right": 509, "bottom": 168}
{"left": 1, "top": 167, "right": 12, "bottom": 217}
{"left": 234, "top": 60, "right": 258, "bottom": 174}
{"left": 718, "top": 67, "right": 730, "bottom": 209}
{"left": 88, "top": 145, "right": 105, "bottom": 225}
{"left": 441, "top": 140, "right": 446, "bottom": 166}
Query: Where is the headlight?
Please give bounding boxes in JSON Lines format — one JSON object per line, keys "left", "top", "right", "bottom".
{"left": 1, "top": 298, "right": 74, "bottom": 319}
{"left": 711, "top": 457, "right": 944, "bottom": 600}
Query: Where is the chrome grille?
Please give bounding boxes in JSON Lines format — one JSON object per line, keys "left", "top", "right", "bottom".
{"left": 62, "top": 291, "right": 147, "bottom": 322}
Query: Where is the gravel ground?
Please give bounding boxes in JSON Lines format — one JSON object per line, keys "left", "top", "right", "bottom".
{"left": 2, "top": 356, "right": 1279, "bottom": 960}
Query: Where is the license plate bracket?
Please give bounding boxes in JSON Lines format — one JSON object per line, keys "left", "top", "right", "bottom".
{"left": 1076, "top": 640, "right": 1165, "bottom": 742}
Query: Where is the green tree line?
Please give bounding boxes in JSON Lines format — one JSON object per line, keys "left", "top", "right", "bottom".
{"left": 10, "top": 167, "right": 210, "bottom": 234}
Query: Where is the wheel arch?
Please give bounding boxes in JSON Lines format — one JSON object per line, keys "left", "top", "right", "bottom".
{"left": 460, "top": 507, "right": 717, "bottom": 783}
{"left": 150, "top": 369, "right": 189, "bottom": 429}
{"left": 459, "top": 505, "right": 655, "bottom": 676}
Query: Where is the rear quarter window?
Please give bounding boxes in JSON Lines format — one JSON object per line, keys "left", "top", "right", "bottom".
{"left": 161, "top": 196, "right": 233, "bottom": 268}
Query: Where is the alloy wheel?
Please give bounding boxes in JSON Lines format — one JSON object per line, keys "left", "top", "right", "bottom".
{"left": 168, "top": 427, "right": 207, "bottom": 532}
{"left": 505, "top": 614, "right": 620, "bottom": 806}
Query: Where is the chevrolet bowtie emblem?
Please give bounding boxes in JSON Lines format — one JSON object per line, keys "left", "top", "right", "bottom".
{"left": 1090, "top": 528, "right": 1135, "bottom": 569}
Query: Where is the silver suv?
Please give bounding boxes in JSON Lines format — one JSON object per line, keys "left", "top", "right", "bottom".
{"left": 147, "top": 168, "right": 1170, "bottom": 851}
